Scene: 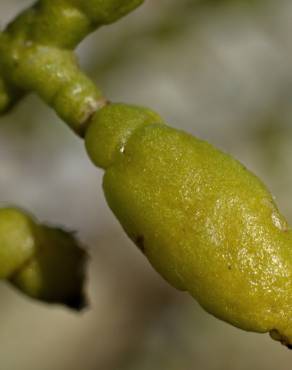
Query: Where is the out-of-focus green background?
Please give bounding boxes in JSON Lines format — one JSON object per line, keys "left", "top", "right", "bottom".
{"left": 1, "top": 0, "right": 292, "bottom": 369}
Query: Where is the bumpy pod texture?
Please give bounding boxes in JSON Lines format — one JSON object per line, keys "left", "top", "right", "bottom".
{"left": 0, "top": 208, "right": 87, "bottom": 309}
{"left": 86, "top": 104, "right": 292, "bottom": 347}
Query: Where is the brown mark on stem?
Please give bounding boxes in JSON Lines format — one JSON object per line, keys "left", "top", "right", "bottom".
{"left": 135, "top": 235, "right": 145, "bottom": 254}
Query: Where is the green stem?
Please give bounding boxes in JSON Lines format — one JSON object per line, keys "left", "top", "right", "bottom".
{"left": 0, "top": 0, "right": 144, "bottom": 134}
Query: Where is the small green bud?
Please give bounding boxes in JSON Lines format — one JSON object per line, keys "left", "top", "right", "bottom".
{"left": 0, "top": 208, "right": 37, "bottom": 279}
{"left": 0, "top": 208, "right": 87, "bottom": 310}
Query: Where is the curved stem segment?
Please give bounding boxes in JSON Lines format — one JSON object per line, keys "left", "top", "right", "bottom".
{"left": 0, "top": 0, "right": 144, "bottom": 134}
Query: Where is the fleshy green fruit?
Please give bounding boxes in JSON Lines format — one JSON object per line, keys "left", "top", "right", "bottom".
{"left": 86, "top": 104, "right": 292, "bottom": 347}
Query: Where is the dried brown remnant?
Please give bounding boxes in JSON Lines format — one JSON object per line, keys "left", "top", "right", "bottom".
{"left": 135, "top": 235, "right": 145, "bottom": 253}
{"left": 270, "top": 329, "right": 292, "bottom": 349}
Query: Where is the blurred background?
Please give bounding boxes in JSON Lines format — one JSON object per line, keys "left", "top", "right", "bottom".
{"left": 1, "top": 0, "right": 292, "bottom": 369}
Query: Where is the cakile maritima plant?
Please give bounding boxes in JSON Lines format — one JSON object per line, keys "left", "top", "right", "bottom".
{"left": 0, "top": 0, "right": 292, "bottom": 348}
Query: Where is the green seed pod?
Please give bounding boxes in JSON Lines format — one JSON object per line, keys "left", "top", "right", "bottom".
{"left": 86, "top": 105, "right": 292, "bottom": 347}
{"left": 0, "top": 208, "right": 87, "bottom": 309}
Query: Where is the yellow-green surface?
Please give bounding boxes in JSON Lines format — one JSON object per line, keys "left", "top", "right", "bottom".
{"left": 85, "top": 103, "right": 165, "bottom": 169}
{"left": 86, "top": 104, "right": 292, "bottom": 347}
{"left": 1, "top": 0, "right": 291, "bottom": 350}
